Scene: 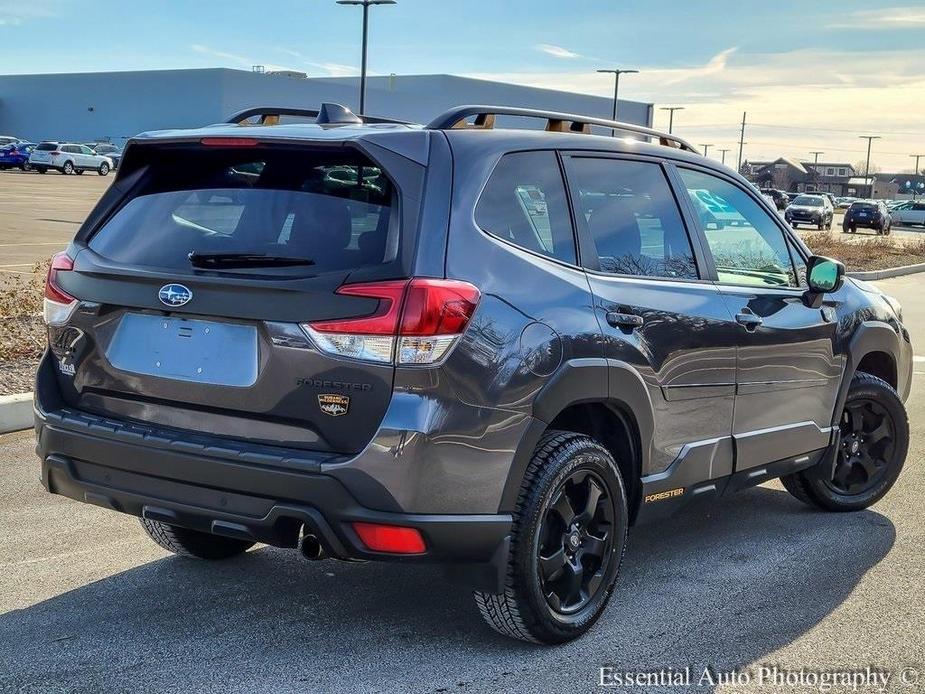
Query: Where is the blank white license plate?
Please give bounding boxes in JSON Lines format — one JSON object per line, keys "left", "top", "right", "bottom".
{"left": 106, "top": 313, "right": 258, "bottom": 387}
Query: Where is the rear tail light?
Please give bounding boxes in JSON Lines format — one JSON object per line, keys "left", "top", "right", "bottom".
{"left": 303, "top": 278, "right": 480, "bottom": 365}
{"left": 43, "top": 252, "right": 78, "bottom": 325}
{"left": 352, "top": 522, "right": 426, "bottom": 554}
{"left": 200, "top": 137, "right": 260, "bottom": 147}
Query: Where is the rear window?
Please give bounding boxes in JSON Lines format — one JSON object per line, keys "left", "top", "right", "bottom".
{"left": 35, "top": 142, "right": 57, "bottom": 151}
{"left": 850, "top": 202, "right": 876, "bottom": 210}
{"left": 88, "top": 146, "right": 398, "bottom": 275}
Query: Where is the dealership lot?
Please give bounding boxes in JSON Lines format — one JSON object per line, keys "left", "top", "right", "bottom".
{"left": 1, "top": 170, "right": 924, "bottom": 690}
{"left": 0, "top": 172, "right": 110, "bottom": 273}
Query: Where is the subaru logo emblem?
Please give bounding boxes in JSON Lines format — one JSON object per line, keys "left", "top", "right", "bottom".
{"left": 158, "top": 283, "right": 192, "bottom": 307}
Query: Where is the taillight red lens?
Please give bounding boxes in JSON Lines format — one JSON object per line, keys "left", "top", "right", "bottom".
{"left": 303, "top": 278, "right": 480, "bottom": 365}
{"left": 45, "top": 252, "right": 75, "bottom": 304}
{"left": 352, "top": 522, "right": 426, "bottom": 554}
{"left": 400, "top": 279, "right": 481, "bottom": 336}
{"left": 309, "top": 280, "right": 408, "bottom": 335}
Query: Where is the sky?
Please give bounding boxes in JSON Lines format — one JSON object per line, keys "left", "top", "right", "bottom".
{"left": 1, "top": 0, "right": 924, "bottom": 171}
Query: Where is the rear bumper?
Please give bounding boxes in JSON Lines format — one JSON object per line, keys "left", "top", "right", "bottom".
{"left": 34, "top": 360, "right": 511, "bottom": 590}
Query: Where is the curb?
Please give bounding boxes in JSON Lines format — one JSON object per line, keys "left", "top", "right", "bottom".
{"left": 848, "top": 262, "right": 925, "bottom": 281}
{"left": 0, "top": 392, "right": 33, "bottom": 434}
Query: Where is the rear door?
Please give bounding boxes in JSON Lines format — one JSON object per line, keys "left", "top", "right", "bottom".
{"left": 674, "top": 165, "right": 842, "bottom": 471}
{"left": 52, "top": 139, "right": 424, "bottom": 454}
{"left": 563, "top": 153, "right": 738, "bottom": 480}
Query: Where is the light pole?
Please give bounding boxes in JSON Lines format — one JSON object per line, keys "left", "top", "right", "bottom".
{"left": 701, "top": 144, "right": 713, "bottom": 157}
{"left": 659, "top": 106, "right": 684, "bottom": 134}
{"left": 718, "top": 148, "right": 731, "bottom": 165}
{"left": 910, "top": 153, "right": 925, "bottom": 176}
{"left": 597, "top": 68, "right": 638, "bottom": 135}
{"left": 810, "top": 150, "right": 824, "bottom": 167}
{"left": 859, "top": 135, "right": 881, "bottom": 197}
{"left": 336, "top": 0, "right": 396, "bottom": 116}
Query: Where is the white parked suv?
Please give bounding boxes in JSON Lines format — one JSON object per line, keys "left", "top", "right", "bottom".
{"left": 29, "top": 142, "right": 113, "bottom": 176}
{"left": 890, "top": 200, "right": 925, "bottom": 227}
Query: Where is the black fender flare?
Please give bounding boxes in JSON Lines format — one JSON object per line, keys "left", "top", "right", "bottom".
{"left": 497, "top": 358, "right": 654, "bottom": 512}
{"left": 831, "top": 320, "right": 901, "bottom": 426}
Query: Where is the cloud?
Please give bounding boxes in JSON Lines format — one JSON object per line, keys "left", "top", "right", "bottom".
{"left": 191, "top": 44, "right": 297, "bottom": 73}
{"left": 536, "top": 44, "right": 583, "bottom": 60}
{"left": 0, "top": 1, "right": 57, "bottom": 26}
{"left": 465, "top": 47, "right": 925, "bottom": 170}
{"left": 275, "top": 48, "right": 357, "bottom": 76}
{"left": 827, "top": 6, "right": 925, "bottom": 29}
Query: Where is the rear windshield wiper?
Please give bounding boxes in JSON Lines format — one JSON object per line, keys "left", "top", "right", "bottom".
{"left": 188, "top": 252, "right": 316, "bottom": 268}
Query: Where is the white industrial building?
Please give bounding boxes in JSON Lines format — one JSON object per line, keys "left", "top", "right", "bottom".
{"left": 0, "top": 69, "right": 653, "bottom": 144}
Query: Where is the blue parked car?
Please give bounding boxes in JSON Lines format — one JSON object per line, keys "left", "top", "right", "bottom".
{"left": 0, "top": 140, "right": 36, "bottom": 171}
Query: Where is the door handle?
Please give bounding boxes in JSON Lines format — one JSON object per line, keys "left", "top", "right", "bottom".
{"left": 606, "top": 311, "right": 644, "bottom": 329}
{"left": 735, "top": 311, "right": 763, "bottom": 331}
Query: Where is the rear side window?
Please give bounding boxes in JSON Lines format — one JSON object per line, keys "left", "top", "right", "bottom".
{"left": 35, "top": 142, "right": 57, "bottom": 151}
{"left": 567, "top": 158, "right": 698, "bottom": 279}
{"left": 475, "top": 151, "right": 576, "bottom": 264}
{"left": 88, "top": 147, "right": 398, "bottom": 275}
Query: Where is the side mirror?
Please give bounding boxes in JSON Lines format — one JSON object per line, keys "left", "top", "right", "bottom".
{"left": 804, "top": 256, "right": 845, "bottom": 307}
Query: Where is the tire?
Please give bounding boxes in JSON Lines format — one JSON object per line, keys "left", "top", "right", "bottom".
{"left": 473, "top": 431, "right": 628, "bottom": 644}
{"left": 842, "top": 225, "right": 849, "bottom": 233}
{"left": 62, "top": 160, "right": 74, "bottom": 175}
{"left": 21, "top": 162, "right": 31, "bottom": 172}
{"left": 139, "top": 518, "right": 255, "bottom": 559}
{"left": 817, "top": 223, "right": 824, "bottom": 230}
{"left": 74, "top": 169, "right": 84, "bottom": 176}
{"left": 36, "top": 167, "right": 46, "bottom": 174}
{"left": 884, "top": 223, "right": 891, "bottom": 236}
{"left": 791, "top": 222, "right": 798, "bottom": 229}
{"left": 780, "top": 372, "right": 908, "bottom": 512}
{"left": 98, "top": 162, "right": 110, "bottom": 176}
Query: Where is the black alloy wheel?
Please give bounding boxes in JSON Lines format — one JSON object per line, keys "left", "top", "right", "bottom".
{"left": 537, "top": 469, "right": 614, "bottom": 614}
{"left": 828, "top": 398, "right": 895, "bottom": 496}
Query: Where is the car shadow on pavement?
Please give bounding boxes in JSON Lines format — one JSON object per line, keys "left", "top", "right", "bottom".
{"left": 0, "top": 484, "right": 896, "bottom": 694}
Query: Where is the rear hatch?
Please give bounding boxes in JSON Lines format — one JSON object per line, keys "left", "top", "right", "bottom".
{"left": 49, "top": 137, "right": 426, "bottom": 454}
{"left": 30, "top": 142, "right": 57, "bottom": 163}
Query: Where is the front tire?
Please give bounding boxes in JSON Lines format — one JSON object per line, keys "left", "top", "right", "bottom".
{"left": 62, "top": 161, "right": 74, "bottom": 175}
{"left": 139, "top": 518, "right": 255, "bottom": 559}
{"left": 474, "top": 431, "right": 628, "bottom": 644}
{"left": 780, "top": 373, "right": 908, "bottom": 512}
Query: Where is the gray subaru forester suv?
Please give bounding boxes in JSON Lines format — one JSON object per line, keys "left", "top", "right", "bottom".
{"left": 35, "top": 103, "right": 912, "bottom": 643}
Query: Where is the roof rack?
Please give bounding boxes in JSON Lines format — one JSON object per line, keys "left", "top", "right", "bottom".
{"left": 225, "top": 105, "right": 412, "bottom": 126}
{"left": 426, "top": 105, "right": 699, "bottom": 154}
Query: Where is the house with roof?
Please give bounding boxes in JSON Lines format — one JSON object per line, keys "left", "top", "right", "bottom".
{"left": 744, "top": 158, "right": 859, "bottom": 196}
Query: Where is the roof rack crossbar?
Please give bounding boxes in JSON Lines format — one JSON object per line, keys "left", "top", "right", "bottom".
{"left": 426, "top": 105, "right": 699, "bottom": 154}
{"left": 225, "top": 106, "right": 412, "bottom": 126}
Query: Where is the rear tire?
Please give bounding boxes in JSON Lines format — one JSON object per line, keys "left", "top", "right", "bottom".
{"left": 473, "top": 431, "right": 628, "bottom": 644}
{"left": 780, "top": 373, "right": 908, "bottom": 512}
{"left": 98, "top": 162, "right": 110, "bottom": 176}
{"left": 36, "top": 167, "right": 46, "bottom": 174}
{"left": 139, "top": 518, "right": 255, "bottom": 559}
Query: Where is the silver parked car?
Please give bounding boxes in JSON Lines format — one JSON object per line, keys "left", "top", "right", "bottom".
{"left": 889, "top": 200, "right": 925, "bottom": 227}
{"left": 29, "top": 142, "right": 114, "bottom": 176}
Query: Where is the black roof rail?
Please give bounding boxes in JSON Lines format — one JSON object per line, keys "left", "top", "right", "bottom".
{"left": 426, "top": 105, "right": 699, "bottom": 154}
{"left": 225, "top": 104, "right": 412, "bottom": 126}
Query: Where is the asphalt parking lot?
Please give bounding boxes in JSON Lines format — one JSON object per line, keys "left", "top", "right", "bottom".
{"left": 1, "top": 176, "right": 925, "bottom": 693}
{"left": 0, "top": 172, "right": 110, "bottom": 274}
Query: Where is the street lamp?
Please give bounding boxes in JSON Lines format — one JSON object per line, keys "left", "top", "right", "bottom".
{"left": 597, "top": 68, "right": 638, "bottom": 135}
{"left": 701, "top": 144, "right": 713, "bottom": 157}
{"left": 336, "top": 0, "right": 396, "bottom": 116}
{"left": 859, "top": 135, "right": 881, "bottom": 197}
{"left": 659, "top": 106, "right": 684, "bottom": 134}
{"left": 718, "top": 148, "right": 731, "bottom": 165}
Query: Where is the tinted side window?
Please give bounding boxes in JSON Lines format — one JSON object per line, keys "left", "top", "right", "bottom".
{"left": 475, "top": 151, "right": 576, "bottom": 264}
{"left": 678, "top": 168, "right": 799, "bottom": 288}
{"left": 568, "top": 158, "right": 697, "bottom": 279}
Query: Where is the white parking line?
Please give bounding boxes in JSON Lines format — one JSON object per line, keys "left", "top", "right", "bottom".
{"left": 0, "top": 264, "right": 33, "bottom": 268}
